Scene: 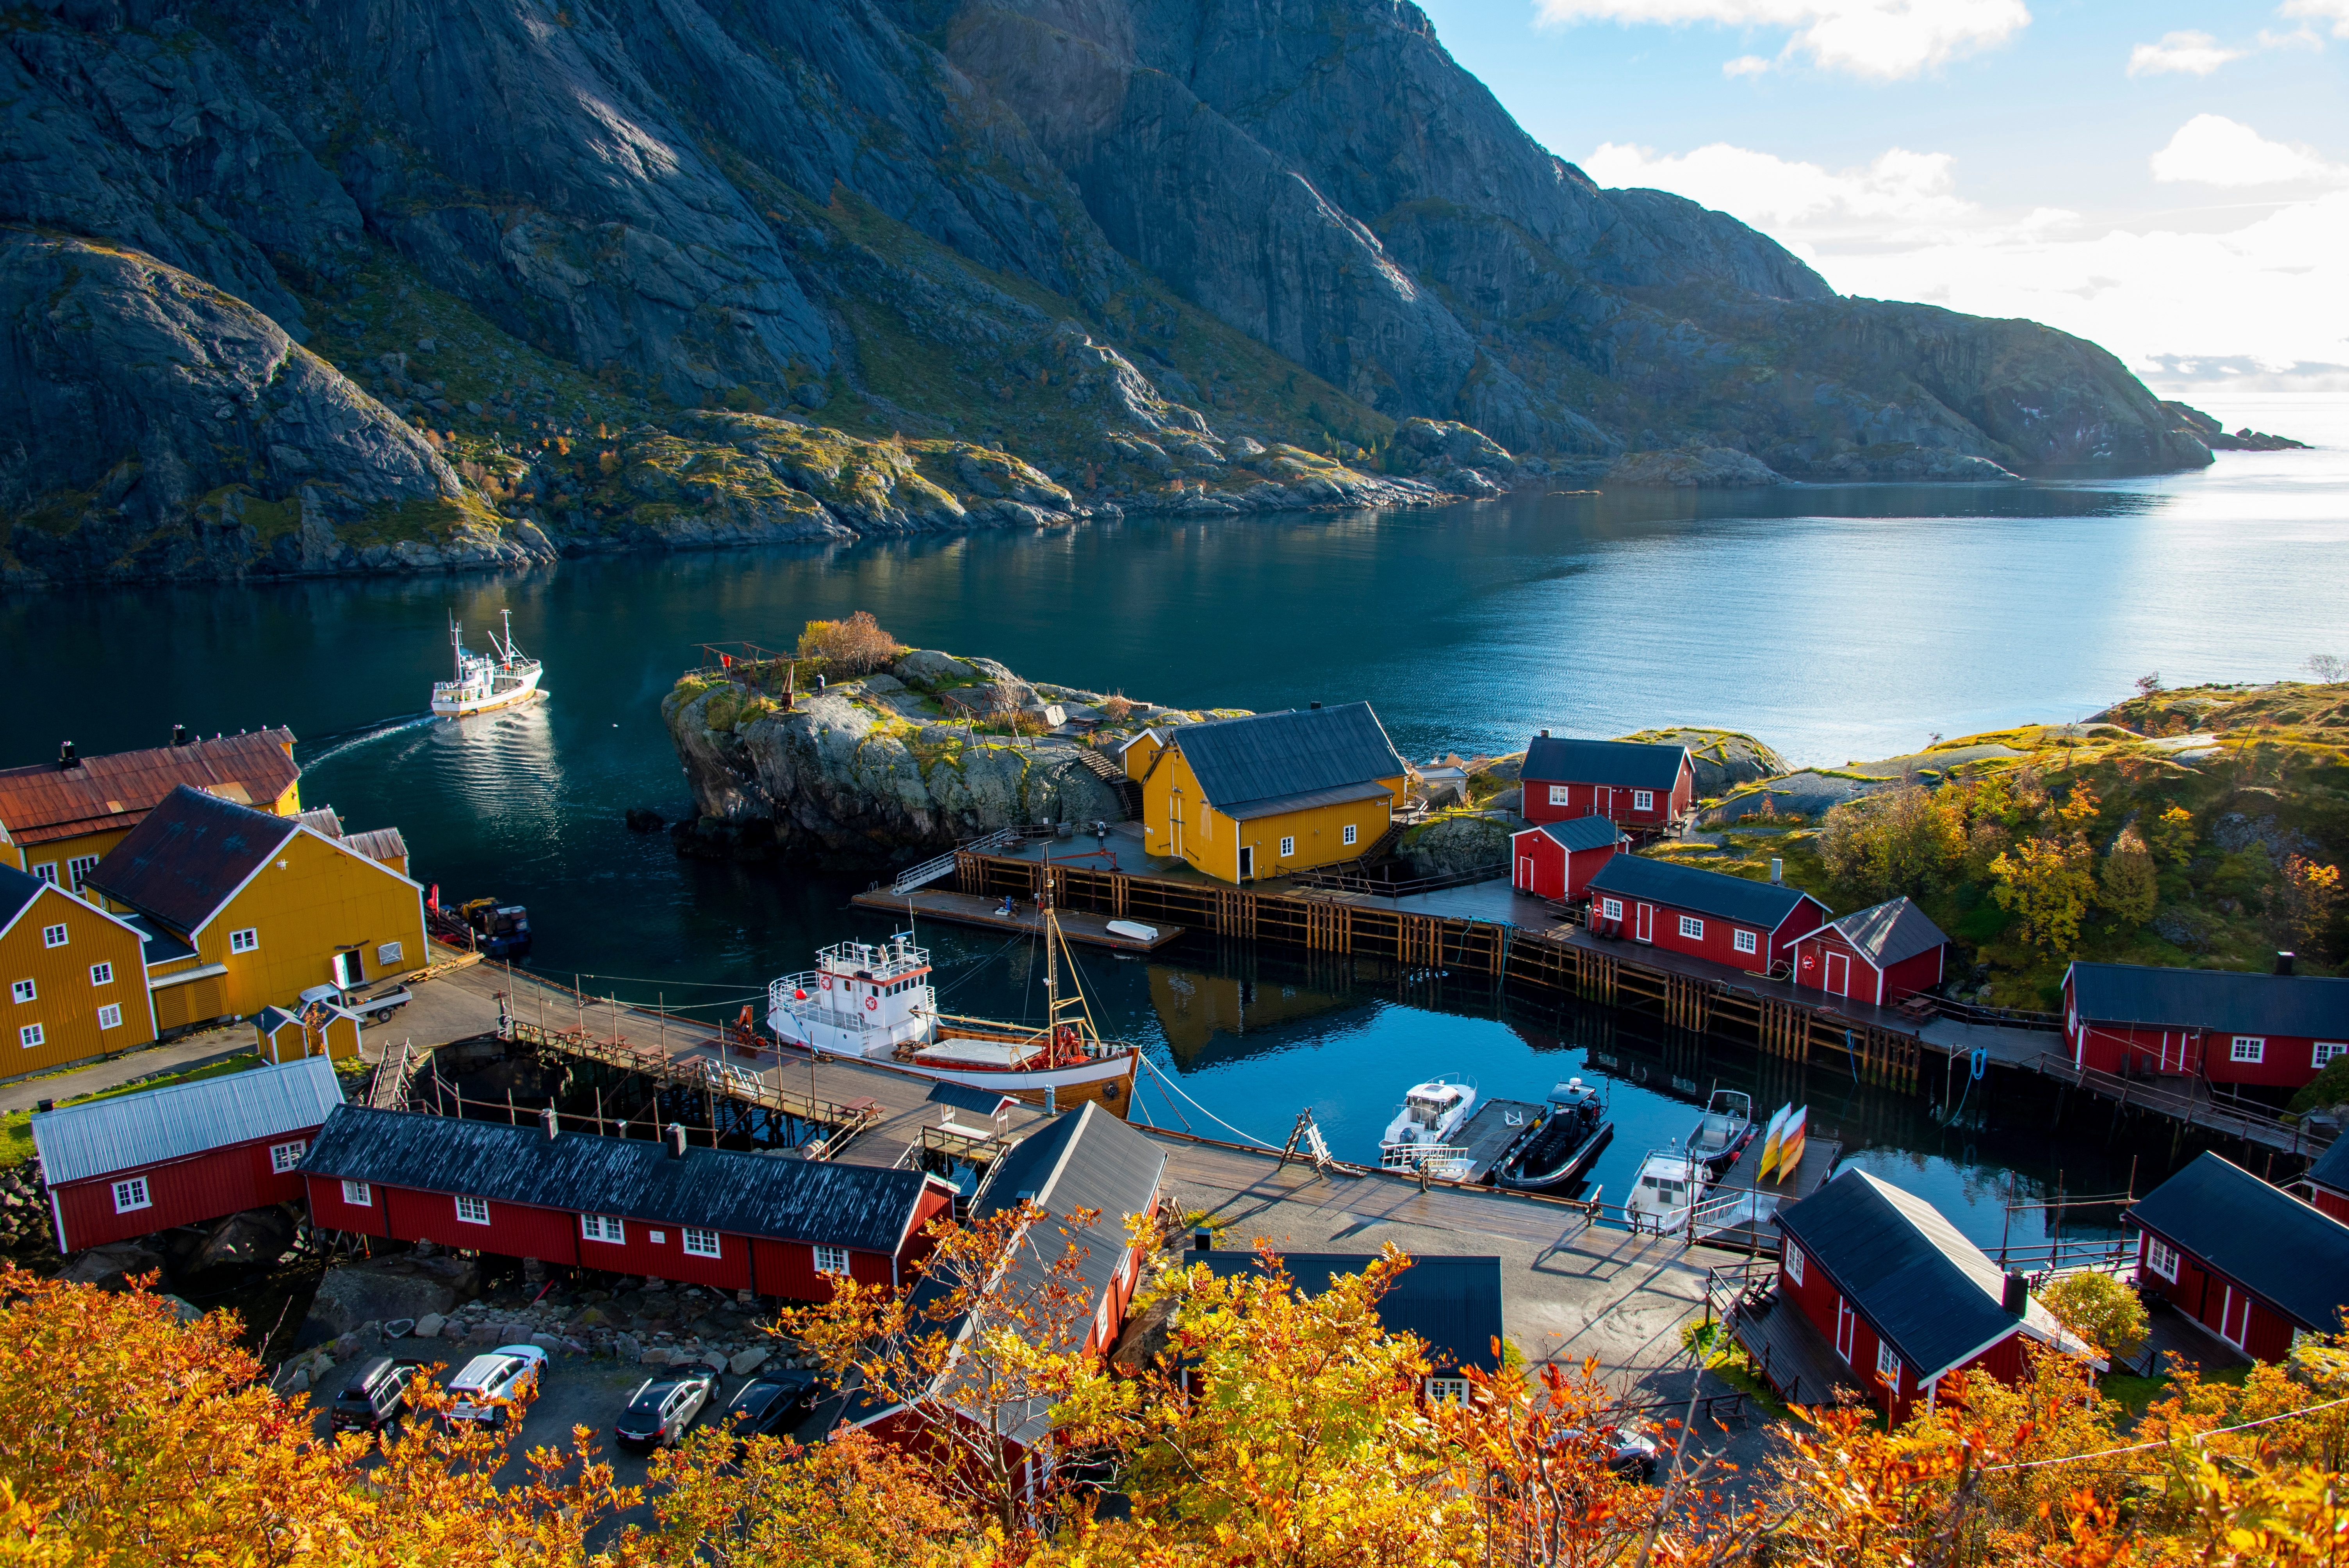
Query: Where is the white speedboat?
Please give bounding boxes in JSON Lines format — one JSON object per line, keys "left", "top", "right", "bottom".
{"left": 432, "top": 611, "right": 544, "bottom": 716}
{"left": 1625, "top": 1149, "right": 1709, "bottom": 1233}
{"left": 1685, "top": 1089, "right": 1754, "bottom": 1173}
{"left": 1379, "top": 1074, "right": 1476, "bottom": 1170}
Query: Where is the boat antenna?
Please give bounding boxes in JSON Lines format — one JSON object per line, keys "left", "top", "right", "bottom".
{"left": 450, "top": 616, "right": 465, "bottom": 682}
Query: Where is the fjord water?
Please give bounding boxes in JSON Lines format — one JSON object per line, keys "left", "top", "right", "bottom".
{"left": 9, "top": 396, "right": 2345, "bottom": 1250}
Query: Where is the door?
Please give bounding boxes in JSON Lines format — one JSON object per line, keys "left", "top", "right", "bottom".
{"left": 1517, "top": 856, "right": 1535, "bottom": 894}
{"left": 2221, "top": 1286, "right": 2253, "bottom": 1347}
{"left": 1836, "top": 1297, "right": 1856, "bottom": 1362}
{"left": 1596, "top": 786, "right": 1613, "bottom": 820}
{"left": 1824, "top": 951, "right": 1850, "bottom": 996}
{"left": 1634, "top": 902, "right": 1653, "bottom": 943}
{"left": 331, "top": 948, "right": 365, "bottom": 989}
{"left": 1238, "top": 846, "right": 1254, "bottom": 880}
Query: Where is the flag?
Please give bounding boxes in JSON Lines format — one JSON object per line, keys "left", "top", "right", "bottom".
{"left": 428, "top": 883, "right": 439, "bottom": 912}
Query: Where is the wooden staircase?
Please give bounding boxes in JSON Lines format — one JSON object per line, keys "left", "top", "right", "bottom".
{"left": 1071, "top": 747, "right": 1141, "bottom": 820}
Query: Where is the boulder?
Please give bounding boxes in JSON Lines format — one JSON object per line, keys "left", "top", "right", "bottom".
{"left": 156, "top": 1295, "right": 203, "bottom": 1325}
{"left": 893, "top": 650, "right": 975, "bottom": 688}
{"left": 1605, "top": 447, "right": 1786, "bottom": 488}
{"left": 615, "top": 1333, "right": 643, "bottom": 1364}
{"left": 1613, "top": 729, "right": 1789, "bottom": 797}
{"left": 529, "top": 1332, "right": 565, "bottom": 1352}
{"left": 729, "top": 1346, "right": 772, "bottom": 1375}
{"left": 303, "top": 1254, "right": 476, "bottom": 1338}
{"left": 190, "top": 1206, "right": 296, "bottom": 1272}
{"left": 413, "top": 1312, "right": 447, "bottom": 1339}
{"left": 625, "top": 807, "right": 665, "bottom": 832}
{"left": 60, "top": 1240, "right": 168, "bottom": 1292}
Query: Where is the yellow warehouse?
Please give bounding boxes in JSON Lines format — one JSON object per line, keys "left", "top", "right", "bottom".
{"left": 1127, "top": 703, "right": 1407, "bottom": 884}
{"left": 0, "top": 729, "right": 301, "bottom": 896}
{"left": 84, "top": 786, "right": 427, "bottom": 1036}
{"left": 0, "top": 864, "right": 159, "bottom": 1078}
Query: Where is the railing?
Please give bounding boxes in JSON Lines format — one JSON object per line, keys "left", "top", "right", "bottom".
{"left": 1928, "top": 996, "right": 2065, "bottom": 1031}
{"left": 2029, "top": 1053, "right": 2330, "bottom": 1152}
{"left": 501, "top": 1017, "right": 883, "bottom": 1146}
{"left": 1379, "top": 1142, "right": 1468, "bottom": 1172}
{"left": 368, "top": 1041, "right": 419, "bottom": 1110}
{"left": 893, "top": 827, "right": 1024, "bottom": 894}
{"left": 1287, "top": 860, "right": 1509, "bottom": 897}
{"left": 767, "top": 980, "right": 884, "bottom": 1037}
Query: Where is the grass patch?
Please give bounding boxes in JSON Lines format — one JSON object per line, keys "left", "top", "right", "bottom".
{"left": 0, "top": 1053, "right": 266, "bottom": 1169}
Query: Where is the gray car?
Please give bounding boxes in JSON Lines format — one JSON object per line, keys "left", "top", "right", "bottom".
{"left": 615, "top": 1368, "right": 719, "bottom": 1450}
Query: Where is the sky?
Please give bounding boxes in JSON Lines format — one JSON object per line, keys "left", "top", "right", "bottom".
{"left": 1414, "top": 0, "right": 2349, "bottom": 396}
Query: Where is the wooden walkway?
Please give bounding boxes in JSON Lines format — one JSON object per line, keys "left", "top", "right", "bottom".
{"left": 1694, "top": 1138, "right": 1843, "bottom": 1255}
{"left": 1730, "top": 1288, "right": 1863, "bottom": 1410}
{"left": 1449, "top": 1098, "right": 1547, "bottom": 1182}
{"left": 849, "top": 887, "right": 1184, "bottom": 951}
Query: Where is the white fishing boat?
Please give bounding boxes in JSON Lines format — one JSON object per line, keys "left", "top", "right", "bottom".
{"left": 431, "top": 611, "right": 544, "bottom": 717}
{"left": 765, "top": 907, "right": 1140, "bottom": 1117}
{"left": 1625, "top": 1148, "right": 1709, "bottom": 1233}
{"left": 1378, "top": 1075, "right": 1476, "bottom": 1171}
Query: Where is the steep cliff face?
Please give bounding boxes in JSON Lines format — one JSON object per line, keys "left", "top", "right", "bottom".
{"left": 2, "top": 0, "right": 2215, "bottom": 583}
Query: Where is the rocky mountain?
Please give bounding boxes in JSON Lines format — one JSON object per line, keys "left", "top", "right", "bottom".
{"left": 3, "top": 0, "right": 2220, "bottom": 583}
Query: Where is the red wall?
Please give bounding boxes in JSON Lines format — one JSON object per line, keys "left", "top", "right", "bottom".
{"left": 1511, "top": 837, "right": 1622, "bottom": 902}
{"left": 1792, "top": 931, "right": 1944, "bottom": 1006}
{"left": 385, "top": 1186, "right": 586, "bottom": 1269}
{"left": 55, "top": 1131, "right": 320, "bottom": 1253}
{"left": 750, "top": 1236, "right": 893, "bottom": 1302}
{"left": 1523, "top": 765, "right": 1693, "bottom": 831}
{"left": 1593, "top": 890, "right": 1824, "bottom": 974}
{"left": 2136, "top": 1227, "right": 2297, "bottom": 1362}
{"left": 2313, "top": 1187, "right": 2349, "bottom": 1224}
{"left": 1779, "top": 1238, "right": 2024, "bottom": 1422}
{"left": 2062, "top": 975, "right": 2338, "bottom": 1089}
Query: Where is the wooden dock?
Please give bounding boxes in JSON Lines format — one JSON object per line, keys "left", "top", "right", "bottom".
{"left": 1694, "top": 1137, "right": 1843, "bottom": 1255}
{"left": 850, "top": 887, "right": 1185, "bottom": 952}
{"left": 1447, "top": 1098, "right": 1547, "bottom": 1182}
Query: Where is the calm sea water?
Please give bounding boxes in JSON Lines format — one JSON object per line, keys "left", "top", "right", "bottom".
{"left": 9, "top": 395, "right": 2343, "bottom": 1250}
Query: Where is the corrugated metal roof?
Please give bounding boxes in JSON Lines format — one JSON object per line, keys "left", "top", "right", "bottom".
{"left": 84, "top": 785, "right": 299, "bottom": 935}
{"left": 926, "top": 1080, "right": 1019, "bottom": 1117}
{"left": 0, "top": 729, "right": 299, "bottom": 847}
{"left": 341, "top": 827, "right": 408, "bottom": 864}
{"left": 1586, "top": 854, "right": 1816, "bottom": 930}
{"left": 32, "top": 1056, "right": 344, "bottom": 1185}
{"left": 1224, "top": 780, "right": 1394, "bottom": 821}
{"left": 2069, "top": 962, "right": 2349, "bottom": 1037}
{"left": 1173, "top": 704, "right": 1404, "bottom": 818}
{"left": 2306, "top": 1137, "right": 2349, "bottom": 1198}
{"left": 1522, "top": 737, "right": 1687, "bottom": 791}
{"left": 1822, "top": 896, "right": 1947, "bottom": 967}
{"left": 301, "top": 1105, "right": 933, "bottom": 1252}
{"left": 2129, "top": 1152, "right": 2349, "bottom": 1331}
{"left": 1777, "top": 1169, "right": 2076, "bottom": 1379}
{"left": 1199, "top": 1252, "right": 1502, "bottom": 1373}
{"left": 1527, "top": 816, "right": 1622, "bottom": 852}
{"left": 296, "top": 807, "right": 344, "bottom": 837}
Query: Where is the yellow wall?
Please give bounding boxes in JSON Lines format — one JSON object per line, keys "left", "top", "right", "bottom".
{"left": 0, "top": 885, "right": 157, "bottom": 1075}
{"left": 5, "top": 779, "right": 301, "bottom": 890}
{"left": 1139, "top": 745, "right": 1404, "bottom": 884}
{"left": 1121, "top": 731, "right": 1164, "bottom": 782}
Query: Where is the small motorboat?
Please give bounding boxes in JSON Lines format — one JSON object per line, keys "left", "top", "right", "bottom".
{"left": 1625, "top": 1148, "right": 1709, "bottom": 1233}
{"left": 1494, "top": 1078, "right": 1613, "bottom": 1192}
{"left": 1685, "top": 1089, "right": 1754, "bottom": 1174}
{"left": 1379, "top": 1074, "right": 1476, "bottom": 1170}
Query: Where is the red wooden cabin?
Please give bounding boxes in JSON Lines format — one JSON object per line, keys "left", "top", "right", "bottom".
{"left": 1791, "top": 896, "right": 1948, "bottom": 1006}
{"left": 1510, "top": 816, "right": 1624, "bottom": 902}
{"left": 1773, "top": 1169, "right": 2095, "bottom": 1422}
{"left": 1584, "top": 855, "right": 1827, "bottom": 975}
{"left": 2302, "top": 1139, "right": 2349, "bottom": 1224}
{"left": 2129, "top": 1151, "right": 2349, "bottom": 1362}
{"left": 300, "top": 1104, "right": 955, "bottom": 1299}
{"left": 1521, "top": 735, "right": 1694, "bottom": 832}
{"left": 32, "top": 1055, "right": 345, "bottom": 1253}
{"left": 2061, "top": 960, "right": 2349, "bottom": 1091}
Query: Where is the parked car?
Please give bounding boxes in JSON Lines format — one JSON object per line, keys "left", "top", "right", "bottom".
{"left": 1555, "top": 1422, "right": 1660, "bottom": 1482}
{"left": 720, "top": 1368, "right": 822, "bottom": 1450}
{"left": 615, "top": 1368, "right": 719, "bottom": 1450}
{"left": 444, "top": 1345, "right": 547, "bottom": 1429}
{"left": 331, "top": 1355, "right": 424, "bottom": 1435}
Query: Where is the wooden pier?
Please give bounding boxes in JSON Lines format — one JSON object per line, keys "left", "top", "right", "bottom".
{"left": 849, "top": 886, "right": 1184, "bottom": 951}
{"left": 1445, "top": 1098, "right": 1547, "bottom": 1183}
{"left": 1693, "top": 1138, "right": 1844, "bottom": 1255}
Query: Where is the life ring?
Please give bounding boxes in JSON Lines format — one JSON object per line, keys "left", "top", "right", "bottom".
{"left": 865, "top": 995, "right": 879, "bottom": 1011}
{"left": 821, "top": 975, "right": 834, "bottom": 991}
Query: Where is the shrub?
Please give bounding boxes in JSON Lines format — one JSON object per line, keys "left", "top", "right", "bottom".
{"left": 2038, "top": 1270, "right": 2148, "bottom": 1362}
{"left": 1099, "top": 691, "right": 1135, "bottom": 722}
{"left": 1820, "top": 779, "right": 1966, "bottom": 900}
{"left": 2099, "top": 825, "right": 2158, "bottom": 925}
{"left": 797, "top": 611, "right": 903, "bottom": 676}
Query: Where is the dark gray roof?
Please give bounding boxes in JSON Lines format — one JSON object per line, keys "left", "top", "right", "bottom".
{"left": 1526, "top": 816, "right": 1623, "bottom": 853}
{"left": 1522, "top": 737, "right": 1688, "bottom": 791}
{"left": 1822, "top": 896, "right": 1948, "bottom": 967}
{"left": 1198, "top": 1252, "right": 1502, "bottom": 1374}
{"left": 926, "top": 1080, "right": 1019, "bottom": 1117}
{"left": 301, "top": 1105, "right": 937, "bottom": 1253}
{"left": 2067, "top": 962, "right": 2349, "bottom": 1036}
{"left": 1586, "top": 854, "right": 1821, "bottom": 931}
{"left": 2306, "top": 1138, "right": 2349, "bottom": 1197}
{"left": 1171, "top": 704, "right": 1404, "bottom": 818}
{"left": 1777, "top": 1169, "right": 2074, "bottom": 1378}
{"left": 0, "top": 863, "right": 46, "bottom": 933}
{"left": 85, "top": 784, "right": 298, "bottom": 935}
{"left": 33, "top": 1057, "right": 343, "bottom": 1185}
{"left": 122, "top": 912, "right": 197, "bottom": 965}
{"left": 2130, "top": 1152, "right": 2349, "bottom": 1331}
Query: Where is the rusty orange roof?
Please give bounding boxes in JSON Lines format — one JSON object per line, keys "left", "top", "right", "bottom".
{"left": 0, "top": 730, "right": 298, "bottom": 848}
{"left": 84, "top": 785, "right": 301, "bottom": 936}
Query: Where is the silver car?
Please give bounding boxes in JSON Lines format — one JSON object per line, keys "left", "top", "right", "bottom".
{"left": 445, "top": 1344, "right": 547, "bottom": 1429}
{"left": 615, "top": 1368, "right": 718, "bottom": 1450}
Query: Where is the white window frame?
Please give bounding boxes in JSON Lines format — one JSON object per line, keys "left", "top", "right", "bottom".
{"left": 269, "top": 1140, "right": 306, "bottom": 1174}
{"left": 455, "top": 1194, "right": 491, "bottom": 1226}
{"left": 66, "top": 855, "right": 99, "bottom": 892}
{"left": 1342, "top": 823, "right": 1357, "bottom": 846}
{"left": 10, "top": 980, "right": 34, "bottom": 1004}
{"left": 2144, "top": 1234, "right": 2180, "bottom": 1283}
{"left": 1426, "top": 1376, "right": 1471, "bottom": 1405}
{"left": 1678, "top": 914, "right": 1704, "bottom": 940}
{"left": 1600, "top": 897, "right": 1623, "bottom": 921}
{"left": 228, "top": 928, "right": 260, "bottom": 955}
{"left": 1547, "top": 785, "right": 1568, "bottom": 805}
{"left": 96, "top": 1004, "right": 123, "bottom": 1031}
{"left": 2316, "top": 1042, "right": 2347, "bottom": 1069}
{"left": 376, "top": 941, "right": 405, "bottom": 968}
{"left": 112, "top": 1176, "right": 150, "bottom": 1213}
{"left": 89, "top": 961, "right": 114, "bottom": 987}
{"left": 41, "top": 923, "right": 68, "bottom": 949}
{"left": 581, "top": 1213, "right": 626, "bottom": 1244}
{"left": 18, "top": 1023, "right": 42, "bottom": 1049}
{"left": 30, "top": 863, "right": 56, "bottom": 886}
{"left": 1876, "top": 1340, "right": 1902, "bottom": 1388}
{"left": 1783, "top": 1240, "right": 1805, "bottom": 1286}
{"left": 682, "top": 1227, "right": 721, "bottom": 1259}
{"left": 2231, "top": 1035, "right": 2265, "bottom": 1064}
{"left": 341, "top": 1180, "right": 371, "bottom": 1206}
{"left": 813, "top": 1244, "right": 850, "bottom": 1276}
{"left": 1278, "top": 835, "right": 1296, "bottom": 859}
{"left": 1633, "top": 789, "right": 1655, "bottom": 811}
{"left": 1732, "top": 930, "right": 1758, "bottom": 955}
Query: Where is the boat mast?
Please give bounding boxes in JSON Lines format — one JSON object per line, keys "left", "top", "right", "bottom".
{"left": 450, "top": 618, "right": 465, "bottom": 682}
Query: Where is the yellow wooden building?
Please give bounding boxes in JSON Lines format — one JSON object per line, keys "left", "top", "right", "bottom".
{"left": 0, "top": 729, "right": 301, "bottom": 897}
{"left": 0, "top": 863, "right": 159, "bottom": 1078}
{"left": 1123, "top": 703, "right": 1408, "bottom": 884}
{"left": 84, "top": 786, "right": 427, "bottom": 1036}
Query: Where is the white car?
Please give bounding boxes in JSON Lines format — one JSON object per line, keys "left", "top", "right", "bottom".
{"left": 445, "top": 1344, "right": 547, "bottom": 1428}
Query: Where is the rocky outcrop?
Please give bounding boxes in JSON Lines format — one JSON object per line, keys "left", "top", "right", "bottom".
{"left": 2160, "top": 400, "right": 2310, "bottom": 452}
{"left": 1613, "top": 729, "right": 1789, "bottom": 798}
{"left": 1606, "top": 447, "right": 1785, "bottom": 488}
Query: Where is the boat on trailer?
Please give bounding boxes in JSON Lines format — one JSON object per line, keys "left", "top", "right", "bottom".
{"left": 431, "top": 610, "right": 544, "bottom": 717}
{"left": 1493, "top": 1078, "right": 1613, "bottom": 1192}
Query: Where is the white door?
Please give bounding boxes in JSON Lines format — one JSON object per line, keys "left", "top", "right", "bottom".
{"left": 2221, "top": 1286, "right": 2252, "bottom": 1347}
{"left": 1836, "top": 1297, "right": 1856, "bottom": 1361}
{"left": 1596, "top": 786, "right": 1613, "bottom": 819}
{"left": 1824, "top": 951, "right": 1850, "bottom": 997}
{"left": 1517, "top": 856, "right": 1536, "bottom": 893}
{"left": 1634, "top": 902, "right": 1654, "bottom": 943}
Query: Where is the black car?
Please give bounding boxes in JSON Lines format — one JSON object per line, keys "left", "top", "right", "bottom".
{"left": 615, "top": 1368, "right": 718, "bottom": 1450}
{"left": 330, "top": 1356, "right": 424, "bottom": 1435}
{"left": 720, "top": 1368, "right": 822, "bottom": 1449}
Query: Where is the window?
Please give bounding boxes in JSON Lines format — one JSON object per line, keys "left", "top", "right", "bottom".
{"left": 1732, "top": 930, "right": 1758, "bottom": 955}
{"left": 30, "top": 864, "right": 56, "bottom": 886}
{"left": 683, "top": 1227, "right": 721, "bottom": 1258}
{"left": 1633, "top": 789, "right": 1655, "bottom": 811}
{"left": 41, "top": 923, "right": 67, "bottom": 949}
{"left": 648, "top": 1231, "right": 665, "bottom": 1245}
{"left": 814, "top": 1244, "right": 850, "bottom": 1276}
{"left": 342, "top": 1180, "right": 371, "bottom": 1206}
{"left": 1342, "top": 823, "right": 1358, "bottom": 846}
{"left": 1784, "top": 1241, "right": 1805, "bottom": 1286}
{"left": 581, "top": 1213, "right": 626, "bottom": 1244}
{"left": 455, "top": 1195, "right": 491, "bottom": 1226}
{"left": 229, "top": 928, "right": 259, "bottom": 955}
{"left": 1875, "top": 1340, "right": 1902, "bottom": 1388}
{"left": 66, "top": 855, "right": 99, "bottom": 891}
{"left": 2231, "top": 1035, "right": 2265, "bottom": 1064}
{"left": 1601, "top": 897, "right": 1623, "bottom": 921}
{"left": 89, "top": 962, "right": 113, "bottom": 987}
{"left": 2317, "top": 1042, "right": 2348, "bottom": 1069}
{"left": 1278, "top": 836, "right": 1296, "bottom": 859}
{"left": 376, "top": 941, "right": 404, "bottom": 968}
{"left": 1426, "top": 1377, "right": 1471, "bottom": 1405}
{"left": 1678, "top": 915, "right": 1704, "bottom": 940}
{"left": 1547, "top": 785, "right": 1568, "bottom": 805}
{"left": 18, "top": 1024, "right": 41, "bottom": 1050}
{"left": 112, "top": 1176, "right": 150, "bottom": 1213}
{"left": 10, "top": 980, "right": 33, "bottom": 1004}
{"left": 268, "top": 1140, "right": 306, "bottom": 1173}
{"left": 96, "top": 1004, "right": 123, "bottom": 1031}
{"left": 2144, "top": 1235, "right": 2180, "bottom": 1283}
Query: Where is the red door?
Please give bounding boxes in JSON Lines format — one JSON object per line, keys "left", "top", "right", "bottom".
{"left": 1634, "top": 902, "right": 1653, "bottom": 943}
{"left": 1824, "top": 951, "right": 1850, "bottom": 997}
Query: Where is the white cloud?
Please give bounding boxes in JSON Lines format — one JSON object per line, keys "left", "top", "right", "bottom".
{"left": 1584, "top": 140, "right": 1976, "bottom": 235}
{"left": 2279, "top": 0, "right": 2349, "bottom": 39}
{"left": 2149, "top": 114, "right": 2344, "bottom": 186}
{"left": 1722, "top": 53, "right": 1773, "bottom": 75}
{"left": 1533, "top": 0, "right": 2031, "bottom": 80}
{"left": 2126, "top": 30, "right": 2244, "bottom": 76}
